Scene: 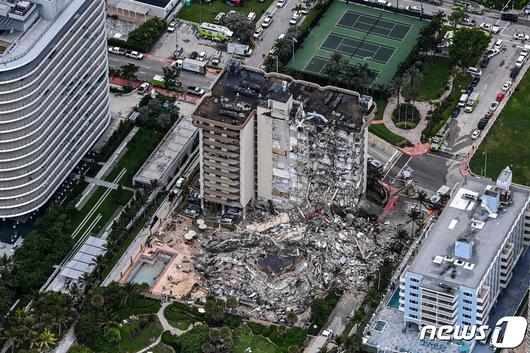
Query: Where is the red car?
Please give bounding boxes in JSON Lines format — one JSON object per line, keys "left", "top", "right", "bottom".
{"left": 484, "top": 111, "right": 493, "bottom": 119}
{"left": 496, "top": 92, "right": 505, "bottom": 102}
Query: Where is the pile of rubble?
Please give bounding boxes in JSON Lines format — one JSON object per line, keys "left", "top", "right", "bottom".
{"left": 193, "top": 207, "right": 398, "bottom": 322}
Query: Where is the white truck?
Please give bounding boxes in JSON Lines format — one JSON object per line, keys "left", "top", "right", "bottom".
{"left": 227, "top": 43, "right": 253, "bottom": 56}
{"left": 173, "top": 58, "right": 207, "bottom": 74}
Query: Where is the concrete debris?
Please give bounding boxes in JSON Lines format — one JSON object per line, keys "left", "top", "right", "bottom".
{"left": 193, "top": 206, "right": 398, "bottom": 323}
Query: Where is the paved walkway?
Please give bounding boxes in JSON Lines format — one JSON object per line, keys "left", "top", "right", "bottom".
{"left": 379, "top": 77, "right": 455, "bottom": 146}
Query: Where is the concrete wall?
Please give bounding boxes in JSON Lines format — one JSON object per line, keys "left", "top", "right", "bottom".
{"left": 257, "top": 106, "right": 273, "bottom": 200}
{"left": 239, "top": 116, "right": 255, "bottom": 208}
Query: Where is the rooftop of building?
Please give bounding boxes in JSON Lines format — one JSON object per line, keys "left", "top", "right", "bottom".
{"left": 409, "top": 170, "right": 530, "bottom": 290}
{"left": 0, "top": 0, "right": 84, "bottom": 69}
{"left": 127, "top": 0, "right": 172, "bottom": 7}
{"left": 194, "top": 61, "right": 368, "bottom": 131}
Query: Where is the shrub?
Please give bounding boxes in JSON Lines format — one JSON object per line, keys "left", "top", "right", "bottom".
{"left": 248, "top": 322, "right": 266, "bottom": 335}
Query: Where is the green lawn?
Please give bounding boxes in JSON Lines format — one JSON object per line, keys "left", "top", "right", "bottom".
{"left": 177, "top": 0, "right": 273, "bottom": 24}
{"left": 116, "top": 296, "right": 161, "bottom": 320}
{"left": 369, "top": 124, "right": 409, "bottom": 147}
{"left": 373, "top": 99, "right": 387, "bottom": 120}
{"left": 164, "top": 302, "right": 204, "bottom": 331}
{"left": 470, "top": 70, "right": 530, "bottom": 185}
{"left": 233, "top": 325, "right": 278, "bottom": 353}
{"left": 119, "top": 317, "right": 163, "bottom": 353}
{"left": 105, "top": 128, "right": 162, "bottom": 187}
{"left": 408, "top": 57, "right": 452, "bottom": 101}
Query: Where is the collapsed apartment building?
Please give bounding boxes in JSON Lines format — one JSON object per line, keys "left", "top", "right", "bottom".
{"left": 192, "top": 60, "right": 373, "bottom": 212}
{"left": 189, "top": 61, "right": 391, "bottom": 321}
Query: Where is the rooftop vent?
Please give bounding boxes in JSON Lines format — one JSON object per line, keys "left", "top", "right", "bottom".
{"left": 496, "top": 166, "right": 512, "bottom": 191}
{"left": 455, "top": 239, "right": 473, "bottom": 260}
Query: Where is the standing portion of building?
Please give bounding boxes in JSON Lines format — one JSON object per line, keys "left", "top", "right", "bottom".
{"left": 400, "top": 168, "right": 530, "bottom": 330}
{"left": 0, "top": 0, "right": 111, "bottom": 219}
{"left": 192, "top": 61, "right": 371, "bottom": 211}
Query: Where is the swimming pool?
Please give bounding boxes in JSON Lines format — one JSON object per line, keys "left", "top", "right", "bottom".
{"left": 388, "top": 288, "right": 400, "bottom": 309}
{"left": 128, "top": 253, "right": 172, "bottom": 286}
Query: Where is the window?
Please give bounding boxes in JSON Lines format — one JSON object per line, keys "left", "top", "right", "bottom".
{"left": 409, "top": 314, "right": 418, "bottom": 319}
{"left": 462, "top": 321, "right": 471, "bottom": 326}
{"left": 410, "top": 300, "right": 418, "bottom": 304}
{"left": 410, "top": 292, "right": 418, "bottom": 297}
{"left": 411, "top": 307, "right": 418, "bottom": 312}
{"left": 463, "top": 307, "right": 472, "bottom": 312}
{"left": 463, "top": 299, "right": 472, "bottom": 304}
{"left": 463, "top": 314, "right": 472, "bottom": 319}
{"left": 410, "top": 278, "right": 420, "bottom": 283}
{"left": 463, "top": 292, "right": 473, "bottom": 297}
{"left": 410, "top": 285, "right": 419, "bottom": 290}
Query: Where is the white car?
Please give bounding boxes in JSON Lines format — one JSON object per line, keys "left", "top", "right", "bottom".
{"left": 277, "top": 0, "right": 286, "bottom": 7}
{"left": 137, "top": 82, "right": 149, "bottom": 94}
{"left": 126, "top": 51, "right": 143, "bottom": 60}
{"left": 485, "top": 48, "right": 500, "bottom": 59}
{"left": 108, "top": 46, "right": 124, "bottom": 55}
{"left": 197, "top": 51, "right": 207, "bottom": 61}
{"left": 471, "top": 129, "right": 481, "bottom": 140}
{"left": 405, "top": 5, "right": 421, "bottom": 12}
{"left": 262, "top": 15, "right": 273, "bottom": 28}
{"left": 214, "top": 12, "right": 225, "bottom": 23}
{"left": 479, "top": 23, "right": 492, "bottom": 31}
{"left": 247, "top": 12, "right": 256, "bottom": 22}
{"left": 514, "top": 33, "right": 529, "bottom": 41}
{"left": 377, "top": 0, "right": 392, "bottom": 6}
{"left": 521, "top": 48, "right": 529, "bottom": 58}
{"left": 167, "top": 21, "right": 176, "bottom": 32}
{"left": 322, "top": 329, "right": 334, "bottom": 337}
{"left": 253, "top": 27, "right": 264, "bottom": 38}
{"left": 491, "top": 24, "right": 500, "bottom": 33}
{"left": 187, "top": 86, "right": 205, "bottom": 96}
{"left": 502, "top": 80, "right": 512, "bottom": 91}
{"left": 516, "top": 55, "right": 526, "bottom": 68}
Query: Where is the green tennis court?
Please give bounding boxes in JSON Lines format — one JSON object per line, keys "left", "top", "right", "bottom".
{"left": 287, "top": 1, "right": 427, "bottom": 86}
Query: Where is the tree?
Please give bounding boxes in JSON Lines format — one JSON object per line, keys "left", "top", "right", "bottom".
{"left": 221, "top": 12, "right": 254, "bottom": 42}
{"left": 286, "top": 311, "right": 298, "bottom": 326}
{"left": 162, "top": 65, "right": 178, "bottom": 88}
{"left": 408, "top": 208, "right": 423, "bottom": 237}
{"left": 274, "top": 38, "right": 292, "bottom": 62}
{"left": 226, "top": 296, "right": 238, "bottom": 313}
{"left": 121, "top": 282, "right": 140, "bottom": 309}
{"left": 150, "top": 179, "right": 160, "bottom": 204}
{"left": 448, "top": 9, "right": 467, "bottom": 28}
{"left": 105, "top": 327, "right": 121, "bottom": 346}
{"left": 416, "top": 190, "right": 429, "bottom": 213}
{"left": 309, "top": 299, "right": 332, "bottom": 327}
{"left": 120, "top": 63, "right": 139, "bottom": 81}
{"left": 449, "top": 28, "right": 490, "bottom": 69}
{"left": 204, "top": 297, "right": 226, "bottom": 324}
{"left": 35, "top": 329, "right": 57, "bottom": 352}
{"left": 201, "top": 327, "right": 233, "bottom": 353}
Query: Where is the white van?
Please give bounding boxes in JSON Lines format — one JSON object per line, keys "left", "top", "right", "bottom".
{"left": 516, "top": 55, "right": 526, "bottom": 68}
{"left": 467, "top": 66, "right": 482, "bottom": 76}
{"left": 247, "top": 12, "right": 256, "bottom": 21}
{"left": 493, "top": 39, "right": 503, "bottom": 50}
{"left": 458, "top": 93, "right": 469, "bottom": 107}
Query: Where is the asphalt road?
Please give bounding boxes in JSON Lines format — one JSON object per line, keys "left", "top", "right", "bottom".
{"left": 108, "top": 54, "right": 218, "bottom": 90}
{"left": 246, "top": 0, "right": 303, "bottom": 67}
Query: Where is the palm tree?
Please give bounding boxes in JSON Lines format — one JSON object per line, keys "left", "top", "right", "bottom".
{"left": 35, "top": 329, "right": 57, "bottom": 352}
{"left": 408, "top": 208, "right": 423, "bottom": 237}
{"left": 121, "top": 282, "right": 139, "bottom": 309}
{"left": 416, "top": 190, "right": 429, "bottom": 213}
{"left": 150, "top": 179, "right": 160, "bottom": 204}
{"left": 2, "top": 326, "right": 22, "bottom": 353}
{"left": 226, "top": 296, "right": 238, "bottom": 313}
{"left": 391, "top": 76, "right": 404, "bottom": 121}
{"left": 273, "top": 38, "right": 291, "bottom": 61}
{"left": 97, "top": 307, "right": 118, "bottom": 335}
{"left": 89, "top": 293, "right": 105, "bottom": 311}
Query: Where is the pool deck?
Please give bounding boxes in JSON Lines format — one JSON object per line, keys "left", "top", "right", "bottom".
{"left": 120, "top": 215, "right": 203, "bottom": 301}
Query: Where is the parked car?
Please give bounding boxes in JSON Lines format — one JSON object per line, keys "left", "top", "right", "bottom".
{"left": 137, "top": 82, "right": 149, "bottom": 94}
{"left": 493, "top": 39, "right": 504, "bottom": 50}
{"left": 489, "top": 101, "right": 499, "bottom": 111}
{"left": 214, "top": 12, "right": 226, "bottom": 23}
{"left": 277, "top": 0, "right": 286, "bottom": 7}
{"left": 126, "top": 51, "right": 143, "bottom": 60}
{"left": 211, "top": 51, "right": 222, "bottom": 66}
{"left": 471, "top": 76, "right": 480, "bottom": 87}
{"left": 480, "top": 56, "right": 490, "bottom": 68}
{"left": 197, "top": 51, "right": 207, "bottom": 61}
{"left": 108, "top": 46, "right": 126, "bottom": 55}
{"left": 467, "top": 66, "right": 482, "bottom": 76}
{"left": 187, "top": 86, "right": 205, "bottom": 96}
{"left": 451, "top": 107, "right": 461, "bottom": 119}
{"left": 496, "top": 92, "right": 505, "bottom": 102}
{"left": 461, "top": 18, "right": 476, "bottom": 26}
{"left": 477, "top": 118, "right": 488, "bottom": 130}
{"left": 190, "top": 51, "right": 198, "bottom": 59}
{"left": 167, "top": 21, "right": 177, "bottom": 32}
{"left": 484, "top": 111, "right": 493, "bottom": 119}
{"left": 521, "top": 48, "right": 529, "bottom": 58}
{"left": 491, "top": 24, "right": 500, "bottom": 33}
{"left": 247, "top": 12, "right": 256, "bottom": 21}
{"left": 514, "top": 32, "right": 529, "bottom": 41}
{"left": 368, "top": 157, "right": 383, "bottom": 169}
{"left": 515, "top": 55, "right": 526, "bottom": 68}
{"left": 502, "top": 80, "right": 512, "bottom": 91}
{"left": 405, "top": 5, "right": 421, "bottom": 11}
{"left": 479, "top": 23, "right": 492, "bottom": 31}
{"left": 262, "top": 15, "right": 273, "bottom": 28}
{"left": 254, "top": 27, "right": 264, "bottom": 38}
{"left": 510, "top": 66, "right": 521, "bottom": 79}
{"left": 465, "top": 86, "right": 474, "bottom": 95}
{"left": 471, "top": 129, "right": 481, "bottom": 140}
{"left": 485, "top": 48, "right": 500, "bottom": 59}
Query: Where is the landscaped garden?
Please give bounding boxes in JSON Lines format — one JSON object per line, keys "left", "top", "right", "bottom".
{"left": 470, "top": 69, "right": 530, "bottom": 185}
{"left": 392, "top": 103, "right": 420, "bottom": 130}
{"left": 164, "top": 301, "right": 205, "bottom": 331}
{"left": 369, "top": 124, "right": 410, "bottom": 147}
{"left": 407, "top": 58, "right": 452, "bottom": 102}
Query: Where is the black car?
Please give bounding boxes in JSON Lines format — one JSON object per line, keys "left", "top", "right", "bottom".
{"left": 501, "top": 13, "right": 518, "bottom": 22}
{"left": 471, "top": 76, "right": 480, "bottom": 87}
{"left": 477, "top": 118, "right": 488, "bottom": 130}
{"left": 510, "top": 66, "right": 521, "bottom": 79}
{"left": 465, "top": 86, "right": 474, "bottom": 95}
{"left": 480, "top": 56, "right": 490, "bottom": 68}
{"left": 451, "top": 107, "right": 460, "bottom": 119}
{"left": 190, "top": 51, "right": 198, "bottom": 59}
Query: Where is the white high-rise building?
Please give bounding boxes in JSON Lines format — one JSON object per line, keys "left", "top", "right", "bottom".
{"left": 0, "top": 0, "right": 111, "bottom": 219}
